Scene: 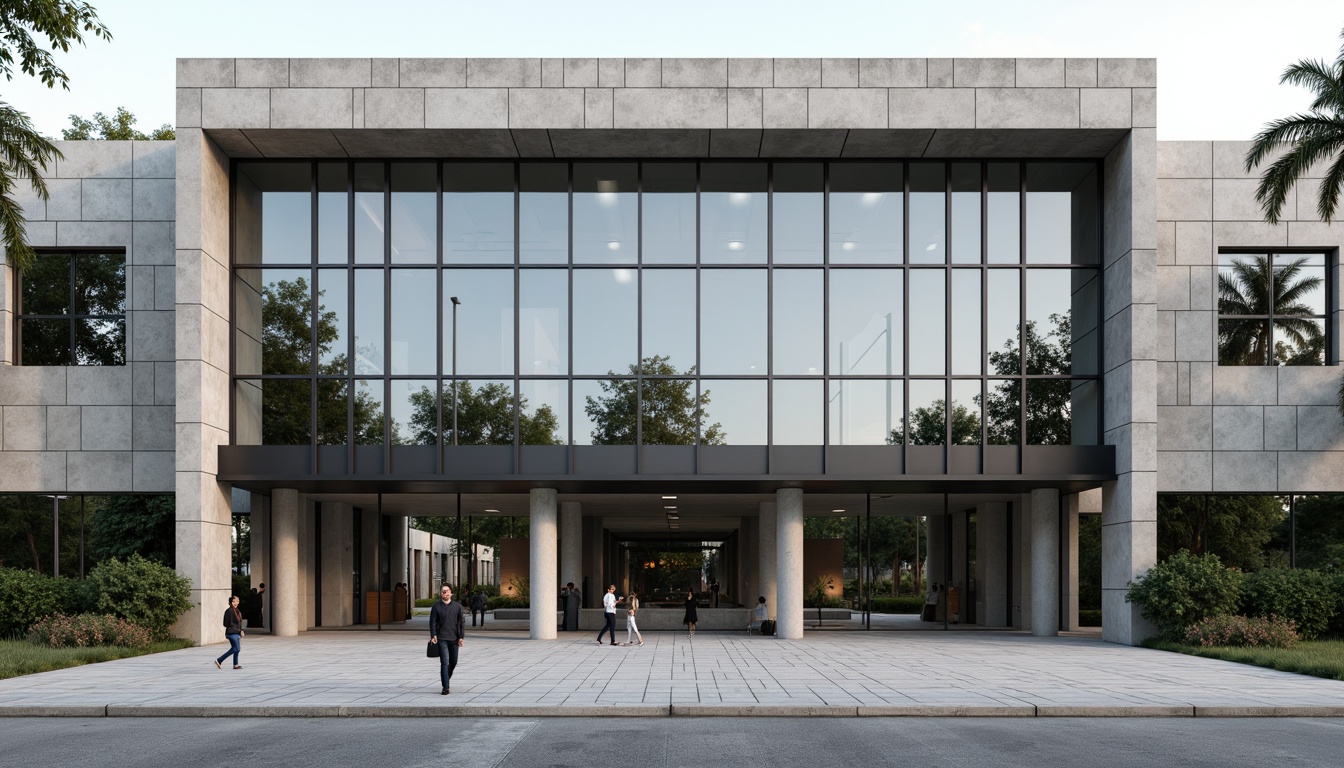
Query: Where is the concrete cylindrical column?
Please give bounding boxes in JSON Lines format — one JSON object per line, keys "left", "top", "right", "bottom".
{"left": 977, "top": 502, "right": 1008, "bottom": 627}
{"left": 1030, "top": 488, "right": 1060, "bottom": 637}
{"left": 529, "top": 488, "right": 558, "bottom": 640}
{"left": 925, "top": 514, "right": 945, "bottom": 593}
{"left": 559, "top": 502, "right": 582, "bottom": 591}
{"left": 271, "top": 489, "right": 300, "bottom": 637}
{"left": 775, "top": 488, "right": 804, "bottom": 640}
{"left": 757, "top": 502, "right": 777, "bottom": 613}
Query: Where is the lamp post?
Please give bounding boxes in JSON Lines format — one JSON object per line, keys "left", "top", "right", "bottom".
{"left": 45, "top": 495, "right": 68, "bottom": 577}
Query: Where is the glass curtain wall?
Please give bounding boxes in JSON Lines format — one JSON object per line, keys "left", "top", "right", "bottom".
{"left": 233, "top": 160, "right": 1102, "bottom": 454}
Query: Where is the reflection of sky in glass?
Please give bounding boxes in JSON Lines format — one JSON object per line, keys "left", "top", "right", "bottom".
{"left": 828, "top": 379, "right": 900, "bottom": 445}
{"left": 703, "top": 380, "right": 766, "bottom": 444}
{"left": 772, "top": 269, "right": 823, "bottom": 374}
{"left": 262, "top": 192, "right": 310, "bottom": 263}
{"left": 573, "top": 268, "right": 637, "bottom": 374}
{"left": 987, "top": 191, "right": 1019, "bottom": 263}
{"left": 986, "top": 269, "right": 1019, "bottom": 371}
{"left": 444, "top": 269, "right": 513, "bottom": 376}
{"left": 641, "top": 269, "right": 696, "bottom": 372}
{"left": 390, "top": 379, "right": 436, "bottom": 445}
{"left": 521, "top": 379, "right": 567, "bottom": 445}
{"left": 353, "top": 270, "right": 383, "bottom": 375}
{"left": 317, "top": 190, "right": 346, "bottom": 263}
{"left": 1026, "top": 191, "right": 1071, "bottom": 264}
{"left": 355, "top": 379, "right": 383, "bottom": 445}
{"left": 520, "top": 270, "right": 567, "bottom": 375}
{"left": 572, "top": 379, "right": 607, "bottom": 445}
{"left": 389, "top": 270, "right": 436, "bottom": 375}
{"left": 642, "top": 193, "right": 695, "bottom": 263}
{"left": 391, "top": 192, "right": 435, "bottom": 263}
{"left": 1277, "top": 253, "right": 1327, "bottom": 315}
{"left": 574, "top": 192, "right": 636, "bottom": 264}
{"left": 773, "top": 193, "right": 822, "bottom": 264}
{"left": 354, "top": 192, "right": 383, "bottom": 264}
{"left": 773, "top": 380, "right": 822, "bottom": 444}
{"left": 520, "top": 192, "right": 567, "bottom": 264}
{"left": 951, "top": 379, "right": 981, "bottom": 445}
{"left": 700, "top": 270, "right": 766, "bottom": 374}
{"left": 445, "top": 193, "right": 513, "bottom": 264}
{"left": 829, "top": 269, "right": 902, "bottom": 375}
{"left": 702, "top": 192, "right": 766, "bottom": 264}
{"left": 908, "top": 270, "right": 945, "bottom": 375}
{"left": 951, "top": 269, "right": 981, "bottom": 374}
{"left": 951, "top": 190, "right": 980, "bottom": 264}
{"left": 908, "top": 379, "right": 946, "bottom": 445}
{"left": 829, "top": 192, "right": 902, "bottom": 263}
{"left": 317, "top": 269, "right": 347, "bottom": 371}
{"left": 1025, "top": 269, "right": 1071, "bottom": 336}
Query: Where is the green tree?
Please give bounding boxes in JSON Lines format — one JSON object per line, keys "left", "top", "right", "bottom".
{"left": 0, "top": 495, "right": 53, "bottom": 572}
{"left": 585, "top": 355, "right": 724, "bottom": 445}
{"left": 407, "top": 382, "right": 561, "bottom": 446}
{"left": 1217, "top": 255, "right": 1324, "bottom": 366}
{"left": 87, "top": 495, "right": 174, "bottom": 567}
{"left": 1245, "top": 27, "right": 1344, "bottom": 225}
{"left": 0, "top": 1, "right": 111, "bottom": 274}
{"left": 984, "top": 314, "right": 1073, "bottom": 445}
{"left": 1284, "top": 496, "right": 1344, "bottom": 571}
{"left": 893, "top": 399, "right": 980, "bottom": 445}
{"left": 62, "top": 106, "right": 173, "bottom": 140}
{"left": 1157, "top": 494, "right": 1287, "bottom": 572}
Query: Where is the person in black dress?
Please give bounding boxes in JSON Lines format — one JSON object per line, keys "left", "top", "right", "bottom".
{"left": 682, "top": 590, "right": 698, "bottom": 636}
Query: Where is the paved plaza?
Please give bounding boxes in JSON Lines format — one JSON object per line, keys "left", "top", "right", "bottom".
{"left": 3, "top": 627, "right": 1344, "bottom": 717}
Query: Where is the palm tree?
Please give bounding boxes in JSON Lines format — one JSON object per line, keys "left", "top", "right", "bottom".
{"left": 0, "top": 2, "right": 111, "bottom": 274}
{"left": 1217, "top": 255, "right": 1323, "bottom": 365}
{"left": 1244, "top": 28, "right": 1344, "bottom": 224}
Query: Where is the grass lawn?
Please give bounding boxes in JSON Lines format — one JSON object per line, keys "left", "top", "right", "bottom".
{"left": 1144, "top": 638, "right": 1344, "bottom": 682}
{"left": 0, "top": 638, "right": 194, "bottom": 681}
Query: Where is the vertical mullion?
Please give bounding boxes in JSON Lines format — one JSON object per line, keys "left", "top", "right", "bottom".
{"left": 567, "top": 163, "right": 576, "bottom": 454}
{"left": 944, "top": 161, "right": 952, "bottom": 453}
{"left": 766, "top": 162, "right": 774, "bottom": 455}
{"left": 902, "top": 161, "right": 910, "bottom": 469}
{"left": 346, "top": 161, "right": 355, "bottom": 471}
{"left": 822, "top": 161, "right": 830, "bottom": 471}
{"left": 694, "top": 162, "right": 702, "bottom": 447}
{"left": 636, "top": 163, "right": 644, "bottom": 454}
{"left": 981, "top": 162, "right": 989, "bottom": 454}
{"left": 383, "top": 162, "right": 392, "bottom": 471}
{"left": 68, "top": 255, "right": 76, "bottom": 364}
{"left": 436, "top": 162, "right": 444, "bottom": 472}
{"left": 1018, "top": 161, "right": 1026, "bottom": 464}
{"left": 310, "top": 163, "right": 319, "bottom": 471}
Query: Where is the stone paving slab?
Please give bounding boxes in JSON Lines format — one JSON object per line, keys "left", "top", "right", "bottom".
{"left": 2, "top": 629, "right": 1344, "bottom": 717}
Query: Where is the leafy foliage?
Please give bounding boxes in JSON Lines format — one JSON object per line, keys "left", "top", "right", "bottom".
{"left": 1126, "top": 550, "right": 1244, "bottom": 641}
{"left": 90, "top": 555, "right": 192, "bottom": 639}
{"left": 0, "top": 1, "right": 111, "bottom": 274}
{"left": 1245, "top": 28, "right": 1344, "bottom": 224}
{"left": 1184, "top": 614, "right": 1299, "bottom": 649}
{"left": 87, "top": 495, "right": 174, "bottom": 567}
{"left": 986, "top": 314, "right": 1074, "bottom": 445}
{"left": 585, "top": 355, "right": 723, "bottom": 445}
{"left": 1289, "top": 496, "right": 1344, "bottom": 572}
{"left": 1239, "top": 568, "right": 1341, "bottom": 640}
{"left": 1217, "top": 255, "right": 1324, "bottom": 366}
{"left": 408, "top": 381, "right": 560, "bottom": 446}
{"left": 1157, "top": 495, "right": 1286, "bottom": 572}
{"left": 62, "top": 106, "right": 172, "bottom": 140}
{"left": 894, "top": 399, "right": 980, "bottom": 445}
{"left": 0, "top": 568, "right": 81, "bottom": 636}
{"left": 26, "top": 613, "right": 151, "bottom": 649}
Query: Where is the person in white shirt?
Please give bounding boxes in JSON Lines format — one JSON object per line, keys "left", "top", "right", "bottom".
{"left": 748, "top": 596, "right": 768, "bottom": 632}
{"left": 596, "top": 584, "right": 622, "bottom": 645}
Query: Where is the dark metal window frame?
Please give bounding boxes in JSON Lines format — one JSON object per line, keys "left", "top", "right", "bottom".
{"left": 229, "top": 158, "right": 1104, "bottom": 456}
{"left": 14, "top": 247, "right": 127, "bottom": 366}
{"left": 1216, "top": 247, "right": 1338, "bottom": 367}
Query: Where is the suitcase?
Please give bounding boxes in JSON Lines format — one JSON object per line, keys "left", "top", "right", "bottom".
{"left": 761, "top": 619, "right": 776, "bottom": 636}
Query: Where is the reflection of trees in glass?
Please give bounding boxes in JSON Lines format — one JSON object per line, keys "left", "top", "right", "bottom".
{"left": 585, "top": 355, "right": 724, "bottom": 445}
{"left": 984, "top": 313, "right": 1072, "bottom": 445}
{"left": 1273, "top": 496, "right": 1344, "bottom": 571}
{"left": 407, "top": 382, "right": 561, "bottom": 446}
{"left": 1218, "top": 255, "right": 1323, "bottom": 366}
{"left": 892, "top": 400, "right": 979, "bottom": 445}
{"left": 19, "top": 252, "right": 125, "bottom": 365}
{"left": 261, "top": 277, "right": 379, "bottom": 445}
{"left": 1157, "top": 494, "right": 1286, "bottom": 572}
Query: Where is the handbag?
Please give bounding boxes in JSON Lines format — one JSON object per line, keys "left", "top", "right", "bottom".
{"left": 426, "top": 640, "right": 441, "bottom": 659}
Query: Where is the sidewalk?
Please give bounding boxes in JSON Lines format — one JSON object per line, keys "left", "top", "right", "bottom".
{"left": 3, "top": 629, "right": 1343, "bottom": 717}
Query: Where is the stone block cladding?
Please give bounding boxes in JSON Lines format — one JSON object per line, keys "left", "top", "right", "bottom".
{"left": 1156, "top": 141, "right": 1344, "bottom": 492}
{"left": 0, "top": 141, "right": 176, "bottom": 493}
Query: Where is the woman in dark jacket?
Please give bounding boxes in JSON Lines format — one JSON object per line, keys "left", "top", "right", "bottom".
{"left": 214, "top": 595, "right": 244, "bottom": 670}
{"left": 682, "top": 590, "right": 698, "bottom": 636}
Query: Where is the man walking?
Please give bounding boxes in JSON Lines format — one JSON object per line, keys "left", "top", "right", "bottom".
{"left": 429, "top": 584, "right": 466, "bottom": 695}
{"left": 596, "top": 584, "right": 622, "bottom": 645}
{"left": 470, "top": 589, "right": 488, "bottom": 627}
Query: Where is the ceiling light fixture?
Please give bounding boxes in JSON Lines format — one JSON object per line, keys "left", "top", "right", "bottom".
{"left": 661, "top": 495, "right": 677, "bottom": 500}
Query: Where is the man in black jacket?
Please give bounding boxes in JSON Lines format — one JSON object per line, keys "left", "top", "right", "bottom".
{"left": 429, "top": 584, "right": 466, "bottom": 694}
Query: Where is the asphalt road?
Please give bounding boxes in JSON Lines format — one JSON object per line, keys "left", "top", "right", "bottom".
{"left": 3, "top": 717, "right": 1343, "bottom": 768}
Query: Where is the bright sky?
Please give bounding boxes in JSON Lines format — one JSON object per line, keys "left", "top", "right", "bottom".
{"left": 3, "top": 0, "right": 1341, "bottom": 141}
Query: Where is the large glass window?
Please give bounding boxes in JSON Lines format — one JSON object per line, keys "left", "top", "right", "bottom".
{"left": 233, "top": 160, "right": 1103, "bottom": 452}
{"left": 1218, "top": 252, "right": 1330, "bottom": 366}
{"left": 19, "top": 251, "right": 126, "bottom": 365}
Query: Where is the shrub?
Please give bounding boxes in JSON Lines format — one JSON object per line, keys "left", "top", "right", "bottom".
{"left": 414, "top": 597, "right": 437, "bottom": 608}
{"left": 869, "top": 596, "right": 924, "bottom": 614}
{"left": 1184, "top": 614, "right": 1298, "bottom": 649}
{"left": 1126, "top": 550, "right": 1243, "bottom": 640}
{"left": 26, "top": 614, "right": 152, "bottom": 649}
{"left": 0, "top": 569, "right": 83, "bottom": 637}
{"left": 1079, "top": 609, "right": 1103, "bottom": 627}
{"left": 1239, "top": 568, "right": 1340, "bottom": 640}
{"left": 488, "top": 595, "right": 527, "bottom": 610}
{"left": 1330, "top": 572, "right": 1344, "bottom": 639}
{"left": 89, "top": 555, "right": 193, "bottom": 639}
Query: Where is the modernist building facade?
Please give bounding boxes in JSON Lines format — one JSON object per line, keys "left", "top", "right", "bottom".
{"left": 0, "top": 57, "right": 1339, "bottom": 646}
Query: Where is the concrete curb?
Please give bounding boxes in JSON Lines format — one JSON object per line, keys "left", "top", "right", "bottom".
{"left": 3, "top": 703, "right": 1343, "bottom": 718}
